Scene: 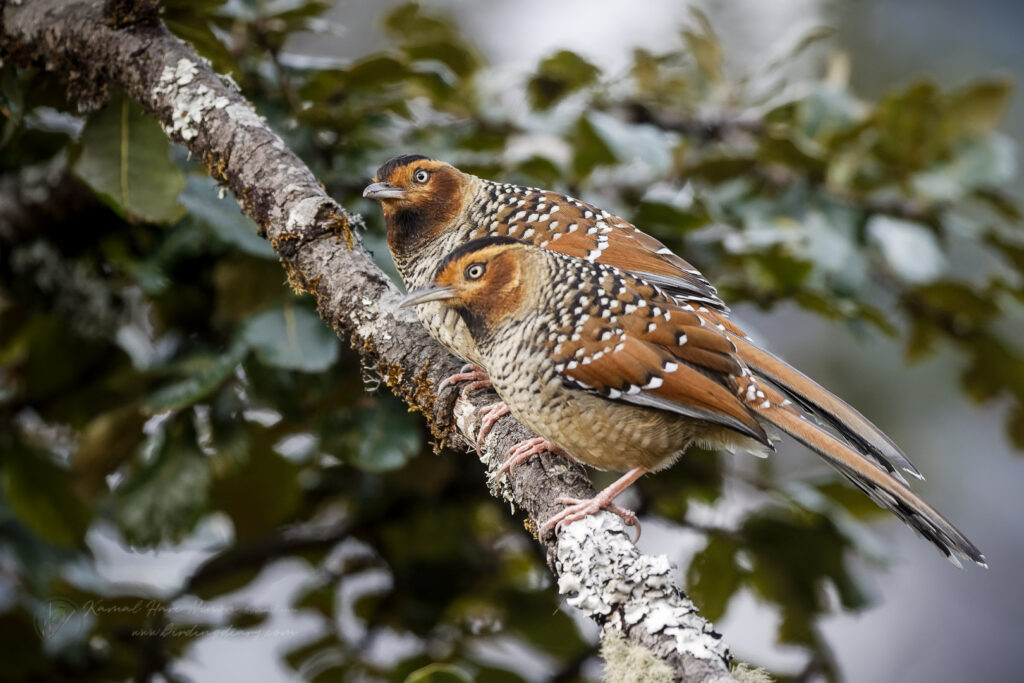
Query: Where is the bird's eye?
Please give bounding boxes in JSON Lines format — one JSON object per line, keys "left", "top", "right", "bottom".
{"left": 464, "top": 263, "right": 486, "bottom": 280}
{"left": 413, "top": 169, "right": 431, "bottom": 184}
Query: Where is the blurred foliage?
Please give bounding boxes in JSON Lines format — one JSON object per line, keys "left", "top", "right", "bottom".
{"left": 0, "top": 1, "right": 1020, "bottom": 681}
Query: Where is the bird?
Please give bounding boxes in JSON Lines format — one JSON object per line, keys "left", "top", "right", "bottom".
{"left": 363, "top": 154, "right": 729, "bottom": 444}
{"left": 398, "top": 236, "right": 986, "bottom": 568}
{"left": 364, "top": 154, "right": 725, "bottom": 363}
{"left": 363, "top": 155, "right": 932, "bottom": 472}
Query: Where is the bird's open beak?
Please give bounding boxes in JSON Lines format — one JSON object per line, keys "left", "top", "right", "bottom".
{"left": 363, "top": 181, "right": 406, "bottom": 200}
{"left": 398, "top": 285, "right": 458, "bottom": 308}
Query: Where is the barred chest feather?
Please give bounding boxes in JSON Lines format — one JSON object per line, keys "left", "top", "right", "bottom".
{"left": 470, "top": 257, "right": 700, "bottom": 472}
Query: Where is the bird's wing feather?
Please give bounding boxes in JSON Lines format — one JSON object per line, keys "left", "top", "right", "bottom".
{"left": 547, "top": 269, "right": 766, "bottom": 443}
{"left": 489, "top": 187, "right": 726, "bottom": 310}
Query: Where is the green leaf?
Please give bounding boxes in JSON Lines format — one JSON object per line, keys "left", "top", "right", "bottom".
{"left": 404, "top": 41, "right": 480, "bottom": 78}
{"left": 586, "top": 110, "right": 673, "bottom": 175}
{"left": 242, "top": 304, "right": 339, "bottom": 372}
{"left": 144, "top": 340, "right": 249, "bottom": 414}
{"left": 71, "top": 92, "right": 186, "bottom": 224}
{"left": 867, "top": 216, "right": 945, "bottom": 284}
{"left": 742, "top": 508, "right": 871, "bottom": 647}
{"left": 756, "top": 25, "right": 835, "bottom": 82}
{"left": 180, "top": 174, "right": 276, "bottom": 259}
{"left": 815, "top": 481, "right": 891, "bottom": 520}
{"left": 986, "top": 232, "right": 1024, "bottom": 272}
{"left": 942, "top": 78, "right": 1014, "bottom": 142}
{"left": 528, "top": 51, "right": 600, "bottom": 109}
{"left": 513, "top": 155, "right": 562, "bottom": 188}
{"left": 498, "top": 591, "right": 589, "bottom": 660}
{"left": 960, "top": 335, "right": 1024, "bottom": 404}
{"left": 634, "top": 201, "right": 709, "bottom": 236}
{"left": 283, "top": 634, "right": 344, "bottom": 675}
{"left": 571, "top": 114, "right": 617, "bottom": 178}
{"left": 874, "top": 80, "right": 943, "bottom": 172}
{"left": 759, "top": 130, "right": 825, "bottom": 173}
{"left": 349, "top": 398, "right": 421, "bottom": 472}
{"left": 975, "top": 189, "right": 1023, "bottom": 222}
{"left": 747, "top": 247, "right": 814, "bottom": 294}
{"left": 293, "top": 583, "right": 335, "bottom": 619}
{"left": 164, "top": 9, "right": 235, "bottom": 71}
{"left": 115, "top": 442, "right": 210, "bottom": 546}
{"left": 72, "top": 404, "right": 148, "bottom": 500}
{"left": 4, "top": 449, "right": 90, "bottom": 547}
{"left": 683, "top": 156, "right": 758, "bottom": 183}
{"left": 384, "top": 3, "right": 461, "bottom": 44}
{"left": 682, "top": 7, "right": 723, "bottom": 82}
{"left": 341, "top": 56, "right": 412, "bottom": 89}
{"left": 912, "top": 281, "right": 1001, "bottom": 326}
{"left": 686, "top": 534, "right": 741, "bottom": 621}
{"left": 797, "top": 84, "right": 866, "bottom": 142}
{"left": 209, "top": 440, "right": 301, "bottom": 541}
{"left": 913, "top": 134, "right": 1017, "bottom": 201}
{"left": 404, "top": 664, "right": 473, "bottom": 683}
{"left": 214, "top": 258, "right": 292, "bottom": 322}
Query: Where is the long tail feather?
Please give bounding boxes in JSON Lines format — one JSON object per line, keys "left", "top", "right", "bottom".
{"left": 729, "top": 332, "right": 923, "bottom": 483}
{"left": 750, "top": 396, "right": 986, "bottom": 567}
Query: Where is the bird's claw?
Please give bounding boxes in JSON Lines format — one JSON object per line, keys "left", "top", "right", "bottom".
{"left": 438, "top": 364, "right": 490, "bottom": 396}
{"left": 496, "top": 437, "right": 563, "bottom": 481}
{"left": 497, "top": 437, "right": 554, "bottom": 480}
{"left": 541, "top": 496, "right": 641, "bottom": 543}
{"left": 476, "top": 401, "right": 510, "bottom": 451}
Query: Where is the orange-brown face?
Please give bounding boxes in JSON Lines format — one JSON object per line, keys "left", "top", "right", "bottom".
{"left": 363, "top": 155, "right": 467, "bottom": 254}
{"left": 399, "top": 237, "right": 533, "bottom": 340}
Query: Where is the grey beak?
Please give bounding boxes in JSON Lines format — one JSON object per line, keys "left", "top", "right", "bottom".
{"left": 398, "top": 285, "right": 457, "bottom": 308}
{"left": 363, "top": 181, "right": 406, "bottom": 200}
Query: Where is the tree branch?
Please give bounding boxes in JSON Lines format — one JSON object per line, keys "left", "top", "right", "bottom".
{"left": 0, "top": 1, "right": 734, "bottom": 678}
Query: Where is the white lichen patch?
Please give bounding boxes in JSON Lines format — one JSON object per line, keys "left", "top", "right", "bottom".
{"left": 226, "top": 102, "right": 266, "bottom": 129}
{"left": 554, "top": 515, "right": 732, "bottom": 676}
{"left": 345, "top": 287, "right": 408, "bottom": 361}
{"left": 161, "top": 58, "right": 197, "bottom": 88}
{"left": 285, "top": 196, "right": 326, "bottom": 234}
{"left": 153, "top": 58, "right": 229, "bottom": 141}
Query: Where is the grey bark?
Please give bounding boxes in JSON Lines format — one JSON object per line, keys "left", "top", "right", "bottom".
{"left": 0, "top": 1, "right": 735, "bottom": 679}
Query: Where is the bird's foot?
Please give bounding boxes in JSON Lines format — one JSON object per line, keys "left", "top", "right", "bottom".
{"left": 540, "top": 467, "right": 648, "bottom": 542}
{"left": 544, "top": 497, "right": 638, "bottom": 544}
{"left": 542, "top": 496, "right": 641, "bottom": 542}
{"left": 438, "top": 364, "right": 490, "bottom": 396}
{"left": 476, "top": 401, "right": 510, "bottom": 450}
{"left": 496, "top": 437, "right": 568, "bottom": 481}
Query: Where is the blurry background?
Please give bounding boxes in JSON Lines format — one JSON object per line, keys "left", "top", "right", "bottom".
{"left": 1, "top": 0, "right": 1021, "bottom": 681}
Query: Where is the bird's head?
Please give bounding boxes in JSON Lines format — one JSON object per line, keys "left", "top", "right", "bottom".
{"left": 399, "top": 236, "right": 535, "bottom": 340}
{"left": 363, "top": 154, "right": 468, "bottom": 254}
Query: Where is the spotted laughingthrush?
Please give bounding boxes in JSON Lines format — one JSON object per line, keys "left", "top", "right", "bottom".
{"left": 398, "top": 237, "right": 984, "bottom": 566}
{"left": 364, "top": 154, "right": 727, "bottom": 446}
{"left": 365, "top": 155, "right": 985, "bottom": 566}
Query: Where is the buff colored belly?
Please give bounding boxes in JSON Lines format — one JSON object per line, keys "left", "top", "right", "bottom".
{"left": 491, "top": 370, "right": 689, "bottom": 472}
